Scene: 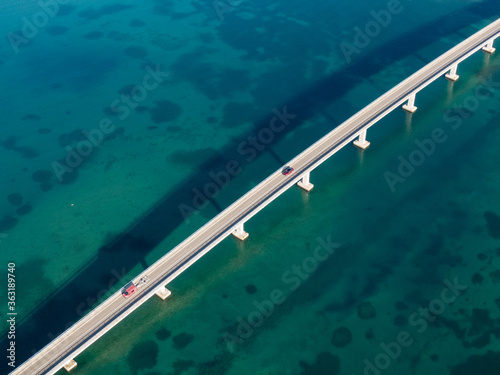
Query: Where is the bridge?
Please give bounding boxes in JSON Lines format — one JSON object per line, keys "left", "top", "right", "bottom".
{"left": 11, "top": 17, "right": 500, "bottom": 375}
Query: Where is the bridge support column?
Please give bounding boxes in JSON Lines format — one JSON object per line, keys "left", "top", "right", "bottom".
{"left": 156, "top": 286, "right": 172, "bottom": 300}
{"left": 403, "top": 93, "right": 417, "bottom": 113}
{"left": 297, "top": 171, "right": 314, "bottom": 192}
{"left": 232, "top": 223, "right": 249, "bottom": 241}
{"left": 64, "top": 359, "right": 77, "bottom": 372}
{"left": 483, "top": 39, "right": 496, "bottom": 54}
{"left": 445, "top": 64, "right": 459, "bottom": 81}
{"left": 353, "top": 129, "right": 370, "bottom": 150}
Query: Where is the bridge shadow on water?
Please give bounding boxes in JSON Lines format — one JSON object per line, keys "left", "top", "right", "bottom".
{"left": 5, "top": 2, "right": 500, "bottom": 370}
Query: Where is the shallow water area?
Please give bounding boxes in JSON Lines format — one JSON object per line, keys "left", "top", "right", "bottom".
{"left": 0, "top": 0, "right": 499, "bottom": 374}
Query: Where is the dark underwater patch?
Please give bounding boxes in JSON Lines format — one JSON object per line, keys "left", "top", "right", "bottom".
{"left": 2, "top": 136, "right": 40, "bottom": 159}
{"left": 83, "top": 31, "right": 104, "bottom": 40}
{"left": 18, "top": 147, "right": 39, "bottom": 158}
{"left": 2, "top": 136, "right": 17, "bottom": 150}
{"left": 170, "top": 11, "right": 198, "bottom": 20}
{"left": 40, "top": 182, "right": 53, "bottom": 192}
{"left": 173, "top": 359, "right": 194, "bottom": 375}
{"left": 58, "top": 5, "right": 77, "bottom": 16}
{"left": 78, "top": 4, "right": 133, "bottom": 21}
{"left": 59, "top": 168, "right": 78, "bottom": 184}
{"left": 471, "top": 272, "right": 484, "bottom": 285}
{"left": 299, "top": 352, "right": 340, "bottom": 375}
{"left": 330, "top": 327, "right": 352, "bottom": 348}
{"left": 221, "top": 102, "right": 256, "bottom": 128}
{"left": 172, "top": 332, "right": 194, "bottom": 350}
{"left": 38, "top": 128, "right": 52, "bottom": 134}
{"left": 16, "top": 205, "right": 32, "bottom": 216}
{"left": 22, "top": 114, "right": 41, "bottom": 121}
{"left": 152, "top": 0, "right": 173, "bottom": 16}
{"left": 119, "top": 84, "right": 136, "bottom": 95}
{"left": 459, "top": 308, "right": 500, "bottom": 350}
{"left": 155, "top": 327, "right": 171, "bottom": 341}
{"left": 107, "top": 31, "right": 132, "bottom": 42}
{"left": 32, "top": 169, "right": 52, "bottom": 183}
{"left": 393, "top": 314, "right": 407, "bottom": 327}
{"left": 357, "top": 301, "right": 376, "bottom": 319}
{"left": 130, "top": 19, "right": 146, "bottom": 27}
{"left": 245, "top": 284, "right": 257, "bottom": 294}
{"left": 199, "top": 32, "right": 214, "bottom": 44}
{"left": 365, "top": 328, "right": 374, "bottom": 340}
{"left": 484, "top": 211, "right": 500, "bottom": 238}
{"left": 206, "top": 116, "right": 217, "bottom": 124}
{"left": 103, "top": 107, "right": 119, "bottom": 117}
{"left": 464, "top": 333, "right": 492, "bottom": 349}
{"left": 0, "top": 216, "right": 18, "bottom": 231}
{"left": 198, "top": 352, "right": 234, "bottom": 375}
{"left": 125, "top": 235, "right": 153, "bottom": 252}
{"left": 124, "top": 46, "right": 148, "bottom": 59}
{"left": 490, "top": 270, "right": 500, "bottom": 283}
{"left": 126, "top": 340, "right": 158, "bottom": 374}
{"left": 495, "top": 298, "right": 500, "bottom": 309}
{"left": 150, "top": 100, "right": 182, "bottom": 123}
{"left": 395, "top": 301, "right": 409, "bottom": 310}
{"left": 168, "top": 148, "right": 218, "bottom": 166}
{"left": 450, "top": 350, "right": 500, "bottom": 375}
{"left": 58, "top": 129, "right": 86, "bottom": 147}
{"left": 477, "top": 253, "right": 488, "bottom": 261}
{"left": 7, "top": 193, "right": 23, "bottom": 207}
{"left": 171, "top": 52, "right": 251, "bottom": 100}
{"left": 46, "top": 25, "right": 68, "bottom": 36}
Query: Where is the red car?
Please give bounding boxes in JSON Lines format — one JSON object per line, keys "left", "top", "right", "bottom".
{"left": 122, "top": 282, "right": 137, "bottom": 298}
{"left": 282, "top": 166, "right": 294, "bottom": 176}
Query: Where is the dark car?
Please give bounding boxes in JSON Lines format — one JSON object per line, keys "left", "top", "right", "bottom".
{"left": 282, "top": 166, "right": 294, "bottom": 176}
{"left": 122, "top": 282, "right": 137, "bottom": 298}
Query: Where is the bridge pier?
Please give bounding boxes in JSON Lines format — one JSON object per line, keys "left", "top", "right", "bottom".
{"left": 403, "top": 93, "right": 417, "bottom": 113}
{"left": 445, "top": 63, "right": 459, "bottom": 81}
{"left": 64, "top": 359, "right": 77, "bottom": 372}
{"left": 297, "top": 171, "right": 314, "bottom": 192}
{"left": 353, "top": 129, "right": 370, "bottom": 150}
{"left": 232, "top": 223, "right": 249, "bottom": 241}
{"left": 483, "top": 39, "right": 496, "bottom": 54}
{"left": 156, "top": 286, "right": 172, "bottom": 300}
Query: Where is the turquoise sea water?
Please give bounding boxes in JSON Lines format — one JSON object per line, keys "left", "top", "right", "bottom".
{"left": 1, "top": 0, "right": 500, "bottom": 374}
